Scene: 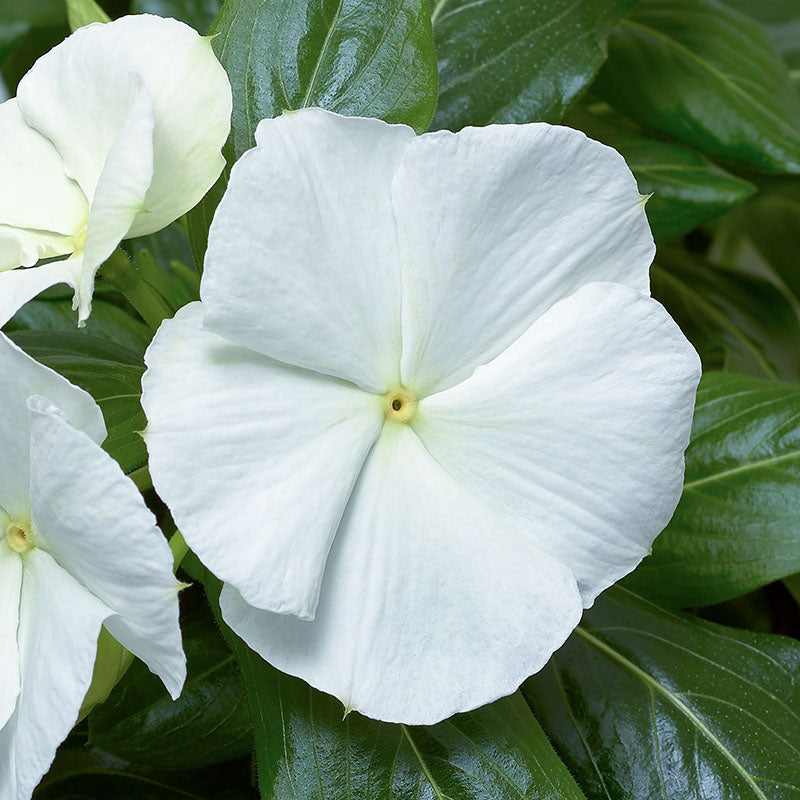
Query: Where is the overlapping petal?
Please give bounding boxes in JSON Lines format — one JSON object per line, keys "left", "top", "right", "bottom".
{"left": 0, "top": 258, "right": 82, "bottom": 328}
{"left": 413, "top": 282, "right": 701, "bottom": 606}
{"left": 142, "top": 304, "right": 384, "bottom": 619}
{"left": 0, "top": 333, "right": 104, "bottom": 519}
{"left": 202, "top": 109, "right": 414, "bottom": 392}
{"left": 221, "top": 424, "right": 582, "bottom": 724}
{"left": 28, "top": 397, "right": 185, "bottom": 697}
{"left": 0, "top": 546, "right": 21, "bottom": 730}
{"left": 16, "top": 15, "right": 230, "bottom": 236}
{"left": 0, "top": 99, "right": 88, "bottom": 241}
{"left": 393, "top": 123, "right": 655, "bottom": 395}
{"left": 0, "top": 550, "right": 113, "bottom": 800}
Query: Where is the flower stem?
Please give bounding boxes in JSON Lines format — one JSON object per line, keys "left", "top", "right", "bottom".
{"left": 99, "top": 248, "right": 173, "bottom": 329}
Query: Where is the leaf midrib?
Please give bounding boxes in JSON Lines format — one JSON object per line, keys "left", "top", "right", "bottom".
{"left": 574, "top": 625, "right": 769, "bottom": 800}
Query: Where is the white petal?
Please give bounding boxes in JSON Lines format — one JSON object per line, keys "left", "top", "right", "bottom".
{"left": 0, "top": 228, "right": 76, "bottom": 272}
{"left": 143, "top": 303, "right": 384, "bottom": 619}
{"left": 0, "top": 98, "right": 88, "bottom": 239}
{"left": 202, "top": 109, "right": 414, "bottom": 392}
{"left": 0, "top": 258, "right": 84, "bottom": 327}
{"left": 17, "top": 15, "right": 230, "bottom": 236}
{"left": 0, "top": 545, "right": 21, "bottom": 730}
{"left": 0, "top": 332, "right": 104, "bottom": 519}
{"left": 393, "top": 124, "right": 655, "bottom": 395}
{"left": 221, "top": 424, "right": 582, "bottom": 725}
{"left": 0, "top": 549, "right": 112, "bottom": 800}
{"left": 413, "top": 282, "right": 701, "bottom": 607}
{"left": 76, "top": 75, "right": 155, "bottom": 323}
{"left": 27, "top": 396, "right": 185, "bottom": 699}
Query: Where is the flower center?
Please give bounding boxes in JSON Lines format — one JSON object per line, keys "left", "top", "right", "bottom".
{"left": 5, "top": 519, "right": 34, "bottom": 555}
{"left": 383, "top": 389, "right": 417, "bottom": 424}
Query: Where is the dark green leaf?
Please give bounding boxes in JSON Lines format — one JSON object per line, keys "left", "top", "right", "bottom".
{"left": 626, "top": 373, "right": 800, "bottom": 607}
{"left": 204, "top": 575, "right": 585, "bottom": 800}
{"left": 89, "top": 612, "right": 253, "bottom": 770}
{"left": 719, "top": 0, "right": 800, "bottom": 71}
{"left": 431, "top": 0, "right": 637, "bottom": 130}
{"left": 567, "top": 109, "right": 755, "bottom": 239}
{"left": 8, "top": 330, "right": 147, "bottom": 474}
{"left": 525, "top": 586, "right": 800, "bottom": 800}
{"left": 594, "top": 0, "right": 800, "bottom": 174}
{"left": 131, "top": 0, "right": 222, "bottom": 32}
{"left": 213, "top": 0, "right": 438, "bottom": 159}
{"left": 652, "top": 251, "right": 800, "bottom": 381}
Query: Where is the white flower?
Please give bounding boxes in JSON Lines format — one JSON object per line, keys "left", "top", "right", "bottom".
{"left": 0, "top": 14, "right": 231, "bottom": 326}
{"left": 0, "top": 333, "right": 185, "bottom": 800}
{"left": 141, "top": 108, "right": 701, "bottom": 725}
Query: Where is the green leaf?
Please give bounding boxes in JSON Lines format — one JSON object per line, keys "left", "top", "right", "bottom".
{"left": 67, "top": 0, "right": 110, "bottom": 31}
{"left": 431, "top": 0, "right": 637, "bottom": 130}
{"left": 594, "top": 0, "right": 800, "bottom": 174}
{"left": 567, "top": 109, "right": 755, "bottom": 239}
{"left": 8, "top": 330, "right": 147, "bottom": 474}
{"left": 525, "top": 586, "right": 800, "bottom": 800}
{"left": 625, "top": 373, "right": 800, "bottom": 607}
{"left": 131, "top": 0, "right": 222, "bottom": 32}
{"left": 89, "top": 611, "right": 252, "bottom": 770}
{"left": 652, "top": 251, "right": 800, "bottom": 381}
{"left": 212, "top": 0, "right": 438, "bottom": 159}
{"left": 204, "top": 575, "right": 585, "bottom": 800}
{"left": 719, "top": 0, "right": 800, "bottom": 71}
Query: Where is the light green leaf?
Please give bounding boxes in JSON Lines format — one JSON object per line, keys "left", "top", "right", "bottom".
{"left": 66, "top": 0, "right": 110, "bottom": 31}
{"left": 131, "top": 0, "right": 222, "bottom": 33}
{"left": 625, "top": 373, "right": 800, "bottom": 607}
{"left": 431, "top": 0, "right": 637, "bottom": 130}
{"left": 652, "top": 251, "right": 800, "bottom": 381}
{"left": 8, "top": 330, "right": 147, "bottom": 474}
{"left": 568, "top": 108, "right": 755, "bottom": 239}
{"left": 205, "top": 575, "right": 585, "bottom": 800}
{"left": 594, "top": 0, "right": 800, "bottom": 174}
{"left": 525, "top": 586, "right": 800, "bottom": 800}
{"left": 89, "top": 612, "right": 253, "bottom": 771}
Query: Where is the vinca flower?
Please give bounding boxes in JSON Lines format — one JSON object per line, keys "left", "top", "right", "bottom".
{"left": 142, "top": 109, "right": 701, "bottom": 724}
{"left": 0, "top": 333, "right": 185, "bottom": 800}
{"left": 0, "top": 14, "right": 231, "bottom": 326}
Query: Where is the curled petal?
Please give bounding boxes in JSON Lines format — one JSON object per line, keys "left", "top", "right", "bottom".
{"left": 17, "top": 14, "right": 230, "bottom": 237}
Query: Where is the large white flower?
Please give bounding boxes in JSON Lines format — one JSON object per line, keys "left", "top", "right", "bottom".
{"left": 0, "top": 332, "right": 185, "bottom": 800}
{"left": 0, "top": 14, "right": 231, "bottom": 326}
{"left": 142, "top": 108, "right": 701, "bottom": 725}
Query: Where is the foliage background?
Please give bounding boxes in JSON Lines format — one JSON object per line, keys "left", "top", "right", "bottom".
{"left": 2, "top": 0, "right": 800, "bottom": 797}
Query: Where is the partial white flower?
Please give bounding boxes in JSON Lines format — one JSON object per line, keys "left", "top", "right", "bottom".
{"left": 142, "top": 109, "right": 701, "bottom": 725}
{"left": 0, "top": 332, "right": 185, "bottom": 800}
{"left": 0, "top": 14, "right": 231, "bottom": 326}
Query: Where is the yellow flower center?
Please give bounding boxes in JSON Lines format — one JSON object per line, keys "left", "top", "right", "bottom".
{"left": 382, "top": 389, "right": 417, "bottom": 424}
{"left": 5, "top": 519, "right": 34, "bottom": 555}
{"left": 72, "top": 223, "right": 88, "bottom": 252}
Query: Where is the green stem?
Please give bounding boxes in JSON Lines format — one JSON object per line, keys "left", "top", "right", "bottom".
{"left": 99, "top": 248, "right": 173, "bottom": 329}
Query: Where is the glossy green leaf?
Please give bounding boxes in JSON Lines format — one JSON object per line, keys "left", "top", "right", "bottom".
{"left": 652, "top": 251, "right": 800, "bottom": 381}
{"left": 8, "top": 330, "right": 147, "bottom": 474}
{"left": 720, "top": 0, "right": 800, "bottom": 70}
{"left": 431, "top": 0, "right": 637, "bottom": 130}
{"left": 525, "top": 586, "right": 800, "bottom": 800}
{"left": 131, "top": 0, "right": 222, "bottom": 32}
{"left": 594, "top": 0, "right": 800, "bottom": 174}
{"left": 625, "top": 373, "right": 800, "bottom": 607}
{"left": 213, "top": 0, "right": 438, "bottom": 159}
{"left": 204, "top": 576, "right": 585, "bottom": 800}
{"left": 89, "top": 612, "right": 253, "bottom": 770}
{"left": 67, "top": 0, "right": 110, "bottom": 31}
{"left": 567, "top": 109, "right": 755, "bottom": 239}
